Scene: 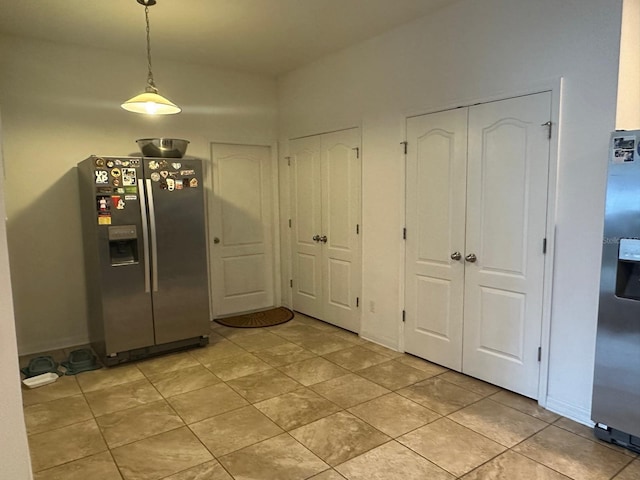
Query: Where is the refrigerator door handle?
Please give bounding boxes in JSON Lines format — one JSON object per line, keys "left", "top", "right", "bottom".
{"left": 146, "top": 179, "right": 159, "bottom": 292}
{"left": 138, "top": 179, "right": 151, "bottom": 293}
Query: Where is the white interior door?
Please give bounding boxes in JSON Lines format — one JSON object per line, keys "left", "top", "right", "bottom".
{"left": 404, "top": 109, "right": 468, "bottom": 370}
{"left": 463, "top": 92, "right": 551, "bottom": 398}
{"left": 210, "top": 143, "right": 275, "bottom": 317}
{"left": 290, "top": 135, "right": 323, "bottom": 319}
{"left": 321, "top": 128, "right": 361, "bottom": 332}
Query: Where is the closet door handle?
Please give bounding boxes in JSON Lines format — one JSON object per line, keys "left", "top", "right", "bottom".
{"left": 312, "top": 235, "right": 320, "bottom": 242}
{"left": 465, "top": 253, "right": 477, "bottom": 263}
{"left": 320, "top": 235, "right": 328, "bottom": 243}
{"left": 450, "top": 251, "right": 462, "bottom": 261}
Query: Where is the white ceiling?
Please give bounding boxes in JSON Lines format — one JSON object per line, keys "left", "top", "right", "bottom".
{"left": 0, "top": 0, "right": 459, "bottom": 77}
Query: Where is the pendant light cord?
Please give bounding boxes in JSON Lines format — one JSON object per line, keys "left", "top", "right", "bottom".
{"left": 144, "top": 5, "right": 158, "bottom": 93}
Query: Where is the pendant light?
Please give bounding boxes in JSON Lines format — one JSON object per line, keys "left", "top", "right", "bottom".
{"left": 121, "top": 0, "right": 181, "bottom": 115}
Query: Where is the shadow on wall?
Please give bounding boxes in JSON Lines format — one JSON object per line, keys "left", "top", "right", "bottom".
{"left": 7, "top": 167, "right": 89, "bottom": 355}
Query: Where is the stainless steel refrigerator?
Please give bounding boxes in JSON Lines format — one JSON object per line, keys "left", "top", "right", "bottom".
{"left": 592, "top": 131, "right": 640, "bottom": 453}
{"left": 78, "top": 155, "right": 210, "bottom": 366}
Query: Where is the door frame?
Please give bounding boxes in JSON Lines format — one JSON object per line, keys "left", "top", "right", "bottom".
{"left": 207, "top": 139, "right": 281, "bottom": 319}
{"left": 399, "top": 78, "right": 563, "bottom": 407}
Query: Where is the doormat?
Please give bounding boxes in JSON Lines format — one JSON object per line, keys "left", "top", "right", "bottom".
{"left": 215, "top": 307, "right": 294, "bottom": 328}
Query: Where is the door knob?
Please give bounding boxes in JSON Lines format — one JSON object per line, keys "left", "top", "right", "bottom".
{"left": 465, "top": 253, "right": 477, "bottom": 263}
{"left": 450, "top": 251, "right": 462, "bottom": 261}
{"left": 312, "top": 235, "right": 320, "bottom": 242}
{"left": 320, "top": 235, "right": 328, "bottom": 243}
{"left": 213, "top": 237, "right": 220, "bottom": 244}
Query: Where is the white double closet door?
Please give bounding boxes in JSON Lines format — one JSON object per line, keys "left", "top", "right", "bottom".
{"left": 289, "top": 128, "right": 361, "bottom": 333}
{"left": 404, "top": 92, "right": 551, "bottom": 398}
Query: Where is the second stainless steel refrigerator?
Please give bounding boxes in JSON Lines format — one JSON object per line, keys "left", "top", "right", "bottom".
{"left": 78, "top": 155, "right": 210, "bottom": 365}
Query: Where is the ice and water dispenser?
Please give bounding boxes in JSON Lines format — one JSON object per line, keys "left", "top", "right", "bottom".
{"left": 108, "top": 225, "right": 139, "bottom": 266}
{"left": 615, "top": 238, "right": 640, "bottom": 300}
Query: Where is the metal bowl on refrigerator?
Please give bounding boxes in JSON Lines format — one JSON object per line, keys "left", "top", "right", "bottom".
{"left": 136, "top": 138, "right": 189, "bottom": 158}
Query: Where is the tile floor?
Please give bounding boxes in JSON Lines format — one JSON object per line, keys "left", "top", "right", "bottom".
{"left": 20, "top": 313, "right": 639, "bottom": 480}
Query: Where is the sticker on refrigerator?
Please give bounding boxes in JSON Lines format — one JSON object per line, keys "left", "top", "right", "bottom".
{"left": 166, "top": 178, "right": 175, "bottom": 191}
{"left": 112, "top": 195, "right": 125, "bottom": 210}
{"left": 124, "top": 186, "right": 137, "bottom": 194}
{"left": 612, "top": 135, "right": 636, "bottom": 163}
{"left": 121, "top": 160, "right": 130, "bottom": 167}
{"left": 114, "top": 159, "right": 122, "bottom": 166}
{"left": 95, "top": 170, "right": 109, "bottom": 184}
{"left": 95, "top": 157, "right": 105, "bottom": 167}
{"left": 176, "top": 181, "right": 183, "bottom": 190}
{"left": 130, "top": 159, "right": 140, "bottom": 167}
{"left": 180, "top": 169, "right": 195, "bottom": 176}
{"left": 189, "top": 178, "right": 198, "bottom": 188}
{"left": 97, "top": 186, "right": 113, "bottom": 194}
{"left": 150, "top": 172, "right": 161, "bottom": 182}
{"left": 160, "top": 181, "right": 168, "bottom": 190}
{"left": 159, "top": 160, "right": 169, "bottom": 168}
{"left": 182, "top": 179, "right": 190, "bottom": 188}
{"left": 122, "top": 168, "right": 137, "bottom": 186}
{"left": 160, "top": 170, "right": 169, "bottom": 178}
{"left": 124, "top": 194, "right": 137, "bottom": 201}
{"left": 111, "top": 168, "right": 121, "bottom": 178}
{"left": 106, "top": 160, "right": 115, "bottom": 168}
{"left": 98, "top": 215, "right": 111, "bottom": 225}
{"left": 148, "top": 160, "right": 159, "bottom": 170}
{"left": 172, "top": 162, "right": 182, "bottom": 170}
{"left": 115, "top": 187, "right": 125, "bottom": 194}
{"left": 112, "top": 178, "right": 121, "bottom": 187}
{"left": 97, "top": 196, "right": 111, "bottom": 212}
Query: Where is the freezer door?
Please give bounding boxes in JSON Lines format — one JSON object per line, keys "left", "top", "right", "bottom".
{"left": 144, "top": 158, "right": 210, "bottom": 344}
{"left": 79, "top": 156, "right": 155, "bottom": 355}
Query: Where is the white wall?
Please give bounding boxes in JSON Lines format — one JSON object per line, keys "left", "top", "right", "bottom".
{"left": 0, "top": 112, "right": 33, "bottom": 479}
{"left": 278, "top": 0, "right": 623, "bottom": 423}
{"left": 0, "top": 34, "right": 278, "bottom": 354}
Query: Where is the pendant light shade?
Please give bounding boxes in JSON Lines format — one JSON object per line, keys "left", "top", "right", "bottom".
{"left": 122, "top": 0, "right": 180, "bottom": 115}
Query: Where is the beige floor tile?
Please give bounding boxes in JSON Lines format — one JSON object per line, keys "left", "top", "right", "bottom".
{"left": 330, "top": 330, "right": 368, "bottom": 345}
{"left": 357, "top": 360, "right": 432, "bottom": 390}
{"left": 28, "top": 420, "right": 107, "bottom": 472}
{"left": 489, "top": 390, "right": 560, "bottom": 423}
{"left": 255, "top": 388, "right": 342, "bottom": 430}
{"left": 135, "top": 351, "right": 200, "bottom": 377}
{"left": 96, "top": 400, "right": 184, "bottom": 448}
{"left": 203, "top": 352, "right": 272, "bottom": 381}
{"left": 308, "top": 470, "right": 346, "bottom": 479}
{"left": 22, "top": 375, "right": 81, "bottom": 406}
{"left": 229, "top": 331, "right": 290, "bottom": 352}
{"left": 219, "top": 433, "right": 328, "bottom": 480}
{"left": 290, "top": 411, "right": 390, "bottom": 466}
{"left": 554, "top": 417, "right": 639, "bottom": 457}
{"left": 167, "top": 382, "right": 248, "bottom": 424}
{"left": 278, "top": 357, "right": 349, "bottom": 386}
{"left": 254, "top": 342, "right": 317, "bottom": 367}
{"left": 270, "top": 324, "right": 327, "bottom": 343}
{"left": 397, "top": 418, "right": 506, "bottom": 477}
{"left": 438, "top": 371, "right": 502, "bottom": 396}
{"left": 295, "top": 334, "right": 355, "bottom": 355}
{"left": 395, "top": 354, "right": 449, "bottom": 375}
{"left": 513, "top": 425, "right": 632, "bottom": 480}
{"left": 190, "top": 405, "right": 283, "bottom": 456}
{"left": 84, "top": 378, "right": 162, "bottom": 416}
{"left": 322, "top": 346, "right": 389, "bottom": 371}
{"left": 162, "top": 460, "right": 232, "bottom": 480}
{"left": 111, "top": 427, "right": 212, "bottom": 480}
{"left": 293, "top": 314, "right": 342, "bottom": 333}
{"left": 397, "top": 376, "right": 482, "bottom": 415}
{"left": 214, "top": 324, "right": 264, "bottom": 339}
{"left": 146, "top": 364, "right": 221, "bottom": 398}
{"left": 310, "top": 373, "right": 390, "bottom": 408}
{"left": 448, "top": 398, "right": 547, "bottom": 447}
{"left": 460, "top": 450, "right": 571, "bottom": 479}
{"left": 361, "top": 342, "right": 403, "bottom": 358}
{"left": 24, "top": 393, "right": 93, "bottom": 435}
{"left": 189, "top": 339, "right": 245, "bottom": 365}
{"left": 614, "top": 459, "right": 640, "bottom": 480}
{"left": 348, "top": 393, "right": 440, "bottom": 438}
{"left": 227, "top": 368, "right": 301, "bottom": 403}
{"left": 336, "top": 441, "right": 454, "bottom": 480}
{"left": 76, "top": 364, "right": 145, "bottom": 393}
{"left": 33, "top": 451, "right": 122, "bottom": 480}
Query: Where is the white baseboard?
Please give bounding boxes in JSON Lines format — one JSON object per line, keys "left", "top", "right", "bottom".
{"left": 18, "top": 334, "right": 90, "bottom": 356}
{"left": 545, "top": 396, "right": 594, "bottom": 427}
